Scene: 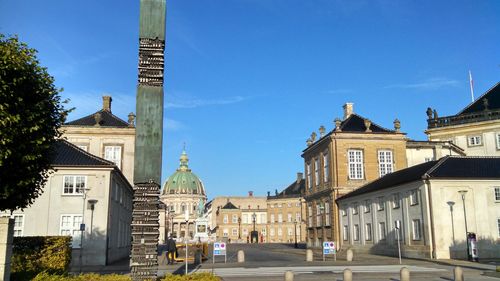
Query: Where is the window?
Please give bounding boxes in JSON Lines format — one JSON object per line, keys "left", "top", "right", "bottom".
{"left": 364, "top": 200, "right": 371, "bottom": 213}
{"left": 348, "top": 150, "right": 364, "bottom": 179}
{"left": 343, "top": 225, "right": 348, "bottom": 241}
{"left": 104, "top": 146, "right": 122, "bottom": 169}
{"left": 296, "top": 212, "right": 301, "bottom": 222}
{"left": 287, "top": 227, "right": 293, "bottom": 236}
{"left": 60, "top": 215, "right": 83, "bottom": 248}
{"left": 223, "top": 229, "right": 228, "bottom": 237}
{"left": 270, "top": 228, "right": 275, "bottom": 236}
{"left": 353, "top": 224, "right": 360, "bottom": 241}
{"left": 223, "top": 215, "right": 228, "bottom": 224}
{"left": 181, "top": 203, "right": 186, "bottom": 213}
{"left": 424, "top": 157, "right": 433, "bottom": 162}
{"left": 316, "top": 204, "right": 322, "bottom": 226}
{"left": 63, "top": 176, "right": 86, "bottom": 195}
{"left": 468, "top": 135, "right": 482, "bottom": 146}
{"left": 242, "top": 214, "right": 248, "bottom": 224}
{"left": 296, "top": 202, "right": 300, "bottom": 207}
{"left": 497, "top": 134, "right": 500, "bottom": 149}
{"left": 410, "top": 190, "right": 419, "bottom": 205}
{"left": 261, "top": 228, "right": 266, "bottom": 236}
{"left": 392, "top": 194, "right": 400, "bottom": 209}
{"left": 306, "top": 162, "right": 312, "bottom": 189}
{"left": 270, "top": 214, "right": 275, "bottom": 223}
{"left": 277, "top": 227, "right": 282, "bottom": 236}
{"left": 13, "top": 215, "right": 24, "bottom": 237}
{"left": 260, "top": 214, "right": 266, "bottom": 224}
{"left": 243, "top": 228, "right": 248, "bottom": 236}
{"left": 365, "top": 223, "right": 372, "bottom": 241}
{"left": 341, "top": 208, "right": 347, "bottom": 216}
{"left": 323, "top": 152, "right": 329, "bottom": 182}
{"left": 495, "top": 187, "right": 500, "bottom": 201}
{"left": 412, "top": 219, "right": 421, "bottom": 240}
{"left": 287, "top": 203, "right": 292, "bottom": 208}
{"left": 278, "top": 214, "right": 283, "bottom": 223}
{"left": 314, "top": 158, "right": 320, "bottom": 186}
{"left": 278, "top": 203, "right": 282, "bottom": 208}
{"left": 325, "top": 202, "right": 330, "bottom": 226}
{"left": 377, "top": 197, "right": 385, "bottom": 211}
{"left": 378, "top": 150, "right": 394, "bottom": 177}
{"left": 287, "top": 213, "right": 292, "bottom": 223}
{"left": 352, "top": 203, "right": 359, "bottom": 215}
{"left": 232, "top": 228, "right": 238, "bottom": 236}
{"left": 379, "top": 222, "right": 386, "bottom": 240}
{"left": 497, "top": 219, "right": 500, "bottom": 237}
{"left": 232, "top": 214, "right": 238, "bottom": 223}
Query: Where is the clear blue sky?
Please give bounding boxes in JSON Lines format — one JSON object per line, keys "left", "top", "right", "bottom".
{"left": 1, "top": 1, "right": 499, "bottom": 199}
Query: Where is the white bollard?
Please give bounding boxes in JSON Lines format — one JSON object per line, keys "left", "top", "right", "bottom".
{"left": 343, "top": 268, "right": 353, "bottom": 281}
{"left": 346, "top": 249, "right": 354, "bottom": 261}
{"left": 284, "top": 270, "right": 294, "bottom": 281}
{"left": 454, "top": 266, "right": 464, "bottom": 281}
{"left": 306, "top": 249, "right": 313, "bottom": 262}
{"left": 237, "top": 250, "right": 245, "bottom": 263}
{"left": 400, "top": 267, "right": 410, "bottom": 281}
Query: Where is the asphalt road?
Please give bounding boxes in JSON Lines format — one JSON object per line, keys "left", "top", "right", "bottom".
{"left": 158, "top": 243, "right": 500, "bottom": 280}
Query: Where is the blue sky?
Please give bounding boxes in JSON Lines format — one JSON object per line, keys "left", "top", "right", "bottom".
{"left": 1, "top": 0, "right": 499, "bottom": 199}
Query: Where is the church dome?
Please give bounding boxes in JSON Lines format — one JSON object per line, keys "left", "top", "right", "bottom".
{"left": 162, "top": 150, "right": 206, "bottom": 196}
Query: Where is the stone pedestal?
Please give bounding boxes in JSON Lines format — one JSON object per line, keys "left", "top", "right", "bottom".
{"left": 0, "top": 217, "right": 14, "bottom": 281}
{"left": 194, "top": 218, "right": 209, "bottom": 242}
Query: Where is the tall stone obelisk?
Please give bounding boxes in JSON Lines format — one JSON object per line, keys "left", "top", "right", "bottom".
{"left": 130, "top": 0, "right": 166, "bottom": 280}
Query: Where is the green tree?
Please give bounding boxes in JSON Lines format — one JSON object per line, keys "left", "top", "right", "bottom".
{"left": 0, "top": 34, "right": 70, "bottom": 211}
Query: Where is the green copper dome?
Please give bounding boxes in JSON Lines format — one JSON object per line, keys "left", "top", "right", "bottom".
{"left": 162, "top": 150, "right": 205, "bottom": 195}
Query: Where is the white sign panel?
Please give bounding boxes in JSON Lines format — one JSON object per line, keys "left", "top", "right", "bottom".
{"left": 323, "top": 241, "right": 336, "bottom": 255}
{"left": 213, "top": 242, "right": 226, "bottom": 256}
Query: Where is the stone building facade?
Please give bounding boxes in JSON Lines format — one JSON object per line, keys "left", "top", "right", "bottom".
{"left": 266, "top": 173, "right": 307, "bottom": 243}
{"left": 425, "top": 82, "right": 500, "bottom": 157}
{"left": 160, "top": 150, "right": 207, "bottom": 242}
{"left": 302, "top": 103, "right": 408, "bottom": 247}
{"left": 212, "top": 194, "right": 268, "bottom": 243}
{"left": 62, "top": 96, "right": 136, "bottom": 184}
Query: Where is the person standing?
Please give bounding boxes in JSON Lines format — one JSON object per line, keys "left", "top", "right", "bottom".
{"left": 166, "top": 235, "right": 177, "bottom": 265}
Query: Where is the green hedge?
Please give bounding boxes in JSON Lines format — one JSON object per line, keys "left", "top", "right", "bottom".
{"left": 11, "top": 236, "right": 72, "bottom": 281}
{"left": 160, "top": 273, "right": 220, "bottom": 281}
{"left": 30, "top": 273, "right": 220, "bottom": 281}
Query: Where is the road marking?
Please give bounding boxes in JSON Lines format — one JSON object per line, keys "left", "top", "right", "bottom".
{"left": 195, "top": 265, "right": 446, "bottom": 277}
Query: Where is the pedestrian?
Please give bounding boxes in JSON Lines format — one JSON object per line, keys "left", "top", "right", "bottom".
{"left": 166, "top": 235, "right": 177, "bottom": 265}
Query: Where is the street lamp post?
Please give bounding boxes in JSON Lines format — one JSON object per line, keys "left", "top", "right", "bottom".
{"left": 294, "top": 219, "right": 298, "bottom": 248}
{"left": 447, "top": 201, "right": 456, "bottom": 244}
{"left": 252, "top": 213, "right": 256, "bottom": 243}
{"left": 238, "top": 217, "right": 241, "bottom": 240}
{"left": 458, "top": 190, "right": 469, "bottom": 260}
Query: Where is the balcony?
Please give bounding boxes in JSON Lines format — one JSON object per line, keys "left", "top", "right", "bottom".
{"left": 427, "top": 108, "right": 500, "bottom": 129}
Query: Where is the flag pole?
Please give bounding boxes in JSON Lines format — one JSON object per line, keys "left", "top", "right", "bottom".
{"left": 469, "top": 70, "right": 475, "bottom": 102}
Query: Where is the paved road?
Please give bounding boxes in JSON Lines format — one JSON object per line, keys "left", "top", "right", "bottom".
{"left": 158, "top": 243, "right": 500, "bottom": 280}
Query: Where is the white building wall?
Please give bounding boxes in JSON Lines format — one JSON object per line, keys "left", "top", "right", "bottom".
{"left": 428, "top": 180, "right": 500, "bottom": 259}
{"left": 7, "top": 167, "right": 132, "bottom": 266}
{"left": 339, "top": 181, "right": 431, "bottom": 259}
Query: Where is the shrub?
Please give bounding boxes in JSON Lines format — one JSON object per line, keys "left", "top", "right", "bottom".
{"left": 161, "top": 273, "right": 220, "bottom": 281}
{"left": 32, "top": 272, "right": 132, "bottom": 281}
{"left": 11, "top": 236, "right": 72, "bottom": 281}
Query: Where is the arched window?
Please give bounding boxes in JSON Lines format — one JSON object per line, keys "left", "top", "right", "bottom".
{"left": 181, "top": 203, "right": 186, "bottom": 213}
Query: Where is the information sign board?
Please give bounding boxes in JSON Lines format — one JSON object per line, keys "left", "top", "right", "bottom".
{"left": 213, "top": 242, "right": 227, "bottom": 263}
{"left": 322, "top": 241, "right": 336, "bottom": 261}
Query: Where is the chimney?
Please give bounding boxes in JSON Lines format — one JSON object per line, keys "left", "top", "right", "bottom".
{"left": 297, "top": 172, "right": 303, "bottom": 183}
{"left": 248, "top": 191, "right": 253, "bottom": 197}
{"left": 103, "top": 96, "right": 112, "bottom": 112}
{"left": 343, "top": 102, "right": 354, "bottom": 119}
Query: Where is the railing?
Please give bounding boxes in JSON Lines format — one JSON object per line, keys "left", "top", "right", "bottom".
{"left": 427, "top": 109, "right": 500, "bottom": 129}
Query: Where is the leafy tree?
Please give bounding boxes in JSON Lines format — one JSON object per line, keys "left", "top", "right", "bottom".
{"left": 0, "top": 34, "right": 70, "bottom": 211}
